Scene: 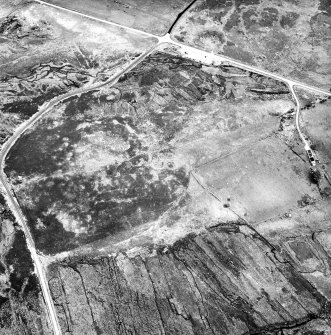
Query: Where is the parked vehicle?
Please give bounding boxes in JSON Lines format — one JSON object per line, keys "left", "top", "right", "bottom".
{"left": 306, "top": 149, "right": 316, "bottom": 166}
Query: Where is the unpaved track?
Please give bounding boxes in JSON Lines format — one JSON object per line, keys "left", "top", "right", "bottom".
{"left": 1, "top": 2, "right": 331, "bottom": 334}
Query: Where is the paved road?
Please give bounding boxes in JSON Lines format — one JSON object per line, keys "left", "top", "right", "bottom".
{"left": 1, "top": 2, "right": 330, "bottom": 334}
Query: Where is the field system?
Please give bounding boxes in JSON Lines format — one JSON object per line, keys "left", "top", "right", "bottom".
{"left": 0, "top": 1, "right": 331, "bottom": 334}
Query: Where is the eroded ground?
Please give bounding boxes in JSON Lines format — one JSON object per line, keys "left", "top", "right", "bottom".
{"left": 172, "top": 0, "right": 331, "bottom": 90}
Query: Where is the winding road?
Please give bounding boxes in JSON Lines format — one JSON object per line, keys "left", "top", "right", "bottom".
{"left": 1, "top": 1, "right": 331, "bottom": 334}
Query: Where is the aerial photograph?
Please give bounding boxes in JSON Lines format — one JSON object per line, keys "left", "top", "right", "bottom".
{"left": 0, "top": 0, "right": 330, "bottom": 334}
